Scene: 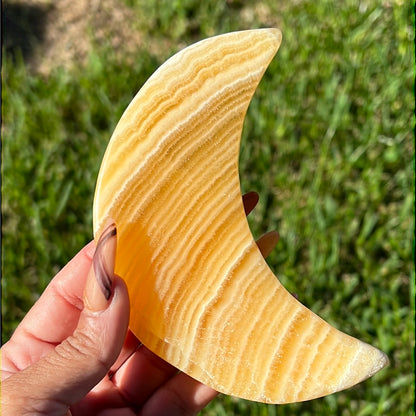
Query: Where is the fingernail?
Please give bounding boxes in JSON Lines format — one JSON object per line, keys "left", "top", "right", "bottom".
{"left": 84, "top": 223, "right": 117, "bottom": 311}
{"left": 242, "top": 191, "right": 259, "bottom": 216}
{"left": 256, "top": 230, "right": 279, "bottom": 258}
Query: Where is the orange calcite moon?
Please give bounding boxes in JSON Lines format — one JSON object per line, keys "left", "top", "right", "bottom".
{"left": 93, "top": 29, "right": 388, "bottom": 403}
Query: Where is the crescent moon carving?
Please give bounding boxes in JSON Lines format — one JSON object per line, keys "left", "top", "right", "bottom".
{"left": 93, "top": 29, "right": 388, "bottom": 404}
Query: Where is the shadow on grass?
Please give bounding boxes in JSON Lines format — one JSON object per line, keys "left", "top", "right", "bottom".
{"left": 3, "top": 0, "right": 52, "bottom": 63}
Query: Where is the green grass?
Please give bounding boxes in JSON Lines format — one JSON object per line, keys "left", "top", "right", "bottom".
{"left": 2, "top": 0, "right": 414, "bottom": 415}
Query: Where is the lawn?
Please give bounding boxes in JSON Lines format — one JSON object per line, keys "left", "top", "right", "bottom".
{"left": 2, "top": 0, "right": 414, "bottom": 415}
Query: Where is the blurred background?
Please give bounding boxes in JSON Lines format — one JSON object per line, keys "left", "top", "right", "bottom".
{"left": 2, "top": 0, "right": 414, "bottom": 414}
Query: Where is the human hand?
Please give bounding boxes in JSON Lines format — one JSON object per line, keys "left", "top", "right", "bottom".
{"left": 1, "top": 193, "right": 278, "bottom": 415}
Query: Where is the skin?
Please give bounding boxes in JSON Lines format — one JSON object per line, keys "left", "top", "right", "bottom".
{"left": 1, "top": 193, "right": 278, "bottom": 415}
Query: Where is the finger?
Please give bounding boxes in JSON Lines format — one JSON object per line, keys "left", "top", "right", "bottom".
{"left": 112, "top": 344, "right": 178, "bottom": 407}
{"left": 108, "top": 329, "right": 142, "bottom": 377}
{"left": 1, "top": 224, "right": 130, "bottom": 415}
{"left": 256, "top": 230, "right": 280, "bottom": 258}
{"left": 1, "top": 241, "right": 96, "bottom": 377}
{"left": 242, "top": 191, "right": 259, "bottom": 216}
{"left": 138, "top": 372, "right": 218, "bottom": 416}
{"left": 2, "top": 276, "right": 130, "bottom": 415}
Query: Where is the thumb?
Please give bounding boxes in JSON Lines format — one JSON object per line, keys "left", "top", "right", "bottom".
{"left": 2, "top": 223, "right": 130, "bottom": 415}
